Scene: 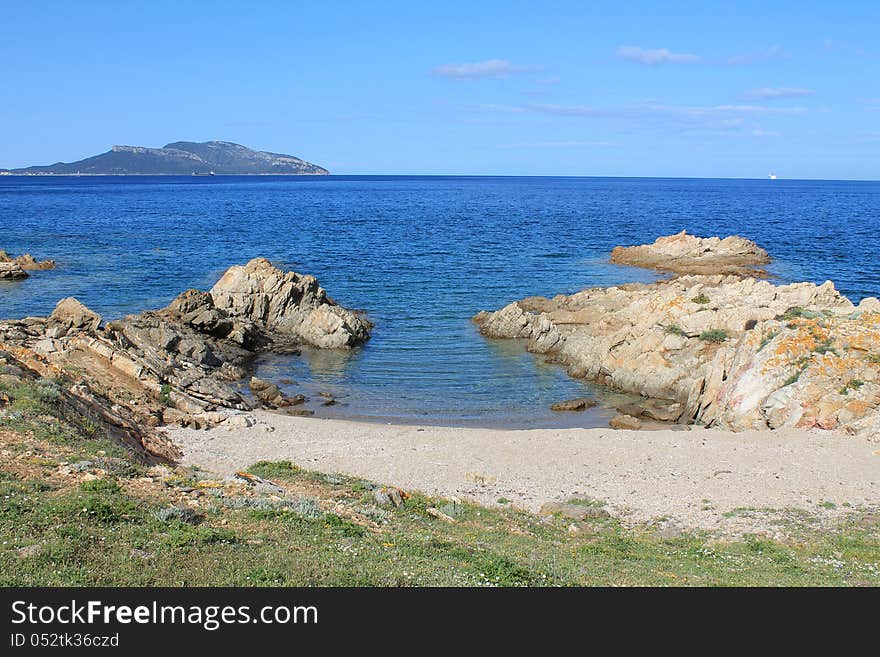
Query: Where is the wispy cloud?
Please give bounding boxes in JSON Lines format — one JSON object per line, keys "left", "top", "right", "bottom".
{"left": 740, "top": 87, "right": 815, "bottom": 101}
{"left": 432, "top": 59, "right": 526, "bottom": 80}
{"left": 523, "top": 102, "right": 805, "bottom": 120}
{"left": 727, "top": 45, "right": 789, "bottom": 65}
{"left": 497, "top": 139, "right": 612, "bottom": 149}
{"left": 616, "top": 46, "right": 700, "bottom": 65}
{"left": 751, "top": 128, "right": 782, "bottom": 137}
{"left": 823, "top": 38, "right": 868, "bottom": 57}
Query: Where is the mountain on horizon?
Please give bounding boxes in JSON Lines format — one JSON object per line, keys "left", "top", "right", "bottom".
{"left": 2, "top": 141, "right": 329, "bottom": 175}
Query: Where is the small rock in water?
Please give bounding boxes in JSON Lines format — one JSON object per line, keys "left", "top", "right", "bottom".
{"left": 550, "top": 397, "right": 596, "bottom": 412}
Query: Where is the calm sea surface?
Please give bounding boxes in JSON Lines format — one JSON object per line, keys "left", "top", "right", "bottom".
{"left": 2, "top": 176, "right": 878, "bottom": 427}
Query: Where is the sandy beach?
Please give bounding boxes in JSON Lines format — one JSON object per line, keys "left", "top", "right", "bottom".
{"left": 170, "top": 412, "right": 880, "bottom": 536}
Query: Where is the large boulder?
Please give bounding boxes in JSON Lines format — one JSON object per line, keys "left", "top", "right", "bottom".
{"left": 610, "top": 230, "right": 770, "bottom": 277}
{"left": 210, "top": 258, "right": 371, "bottom": 349}
{"left": 49, "top": 297, "right": 103, "bottom": 333}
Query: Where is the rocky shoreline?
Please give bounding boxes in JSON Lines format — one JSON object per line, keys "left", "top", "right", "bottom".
{"left": 476, "top": 233, "right": 880, "bottom": 438}
{"left": 0, "top": 257, "right": 370, "bottom": 460}
{"left": 3, "top": 231, "right": 880, "bottom": 467}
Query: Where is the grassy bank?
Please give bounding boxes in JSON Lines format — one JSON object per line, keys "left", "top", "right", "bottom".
{"left": 1, "top": 378, "right": 879, "bottom": 586}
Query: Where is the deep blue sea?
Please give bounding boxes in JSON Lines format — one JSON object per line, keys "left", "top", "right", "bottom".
{"left": 2, "top": 175, "right": 879, "bottom": 427}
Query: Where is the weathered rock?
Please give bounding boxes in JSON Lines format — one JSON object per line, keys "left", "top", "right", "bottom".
{"left": 610, "top": 230, "right": 770, "bottom": 277}
{"left": 609, "top": 414, "right": 643, "bottom": 430}
{"left": 249, "top": 376, "right": 291, "bottom": 408}
{"left": 0, "top": 261, "right": 28, "bottom": 280}
{"left": 550, "top": 397, "right": 596, "bottom": 411}
{"left": 210, "top": 257, "right": 371, "bottom": 349}
{"left": 49, "top": 297, "right": 103, "bottom": 333}
{"left": 475, "top": 269, "right": 880, "bottom": 437}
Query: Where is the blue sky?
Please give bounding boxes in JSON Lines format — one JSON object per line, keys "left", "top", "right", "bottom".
{"left": 1, "top": 1, "right": 878, "bottom": 178}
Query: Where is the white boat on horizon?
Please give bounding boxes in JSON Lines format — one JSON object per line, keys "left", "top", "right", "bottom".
{"left": 768, "top": 173, "right": 777, "bottom": 180}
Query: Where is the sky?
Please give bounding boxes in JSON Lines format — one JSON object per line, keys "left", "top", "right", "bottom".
{"left": 1, "top": 1, "right": 878, "bottom": 178}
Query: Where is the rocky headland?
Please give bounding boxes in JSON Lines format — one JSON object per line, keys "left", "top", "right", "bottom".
{"left": 0, "top": 258, "right": 370, "bottom": 460}
{"left": 0, "top": 249, "right": 56, "bottom": 280}
{"left": 476, "top": 233, "right": 880, "bottom": 438}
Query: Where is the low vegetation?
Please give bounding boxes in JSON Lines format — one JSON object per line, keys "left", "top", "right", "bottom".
{"left": 699, "top": 329, "right": 728, "bottom": 343}
{"left": 2, "top": 378, "right": 879, "bottom": 586}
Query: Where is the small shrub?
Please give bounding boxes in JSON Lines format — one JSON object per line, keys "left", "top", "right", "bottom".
{"left": 758, "top": 330, "right": 778, "bottom": 352}
{"left": 437, "top": 501, "right": 464, "bottom": 519}
{"left": 155, "top": 506, "right": 203, "bottom": 525}
{"left": 783, "top": 369, "right": 804, "bottom": 387}
{"left": 780, "top": 306, "right": 822, "bottom": 321}
{"left": 163, "top": 525, "right": 236, "bottom": 547}
{"left": 866, "top": 354, "right": 880, "bottom": 365}
{"left": 158, "top": 384, "right": 173, "bottom": 407}
{"left": 839, "top": 379, "right": 864, "bottom": 395}
{"left": 79, "top": 478, "right": 120, "bottom": 494}
{"left": 699, "top": 329, "right": 728, "bottom": 343}
{"left": 221, "top": 496, "right": 322, "bottom": 519}
{"left": 691, "top": 294, "right": 710, "bottom": 305}
{"left": 814, "top": 338, "right": 838, "bottom": 356}
{"left": 664, "top": 325, "right": 686, "bottom": 336}
{"left": 324, "top": 513, "right": 365, "bottom": 537}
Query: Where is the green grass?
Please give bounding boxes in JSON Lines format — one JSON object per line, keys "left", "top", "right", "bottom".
{"left": 2, "top": 381, "right": 880, "bottom": 587}
{"left": 247, "top": 460, "right": 302, "bottom": 479}
{"left": 664, "top": 325, "right": 686, "bottom": 336}
{"left": 691, "top": 294, "right": 710, "bottom": 305}
{"left": 699, "top": 329, "right": 728, "bottom": 343}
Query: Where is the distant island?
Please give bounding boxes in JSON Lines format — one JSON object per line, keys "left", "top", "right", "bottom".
{"left": 0, "top": 141, "right": 329, "bottom": 175}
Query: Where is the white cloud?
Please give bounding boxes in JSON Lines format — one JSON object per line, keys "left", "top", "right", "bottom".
{"left": 751, "top": 129, "right": 782, "bottom": 137}
{"left": 740, "top": 87, "right": 815, "bottom": 101}
{"left": 616, "top": 46, "right": 700, "bottom": 65}
{"left": 432, "top": 59, "right": 523, "bottom": 80}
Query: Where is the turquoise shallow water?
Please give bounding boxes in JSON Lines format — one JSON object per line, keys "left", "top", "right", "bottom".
{"left": 1, "top": 175, "right": 878, "bottom": 427}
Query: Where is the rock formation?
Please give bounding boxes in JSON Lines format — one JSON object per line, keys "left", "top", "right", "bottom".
{"left": 476, "top": 236, "right": 880, "bottom": 439}
{"left": 0, "top": 262, "right": 28, "bottom": 280}
{"left": 0, "top": 249, "right": 56, "bottom": 280}
{"left": 0, "top": 259, "right": 370, "bottom": 459}
{"left": 610, "top": 230, "right": 770, "bottom": 277}
{"left": 210, "top": 258, "right": 371, "bottom": 349}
